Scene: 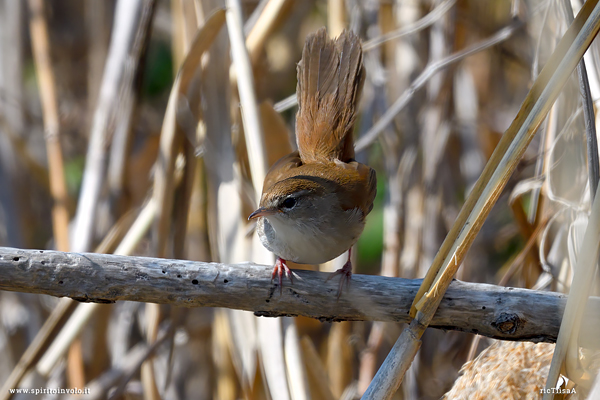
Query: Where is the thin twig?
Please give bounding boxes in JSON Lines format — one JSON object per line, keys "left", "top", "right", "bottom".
{"left": 273, "top": 93, "right": 297, "bottom": 112}
{"left": 362, "top": 0, "right": 456, "bottom": 51}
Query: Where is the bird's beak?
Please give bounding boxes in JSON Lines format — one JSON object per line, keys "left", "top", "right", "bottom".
{"left": 248, "top": 207, "right": 278, "bottom": 220}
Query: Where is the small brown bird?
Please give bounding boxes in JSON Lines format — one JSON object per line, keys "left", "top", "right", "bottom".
{"left": 249, "top": 28, "right": 376, "bottom": 295}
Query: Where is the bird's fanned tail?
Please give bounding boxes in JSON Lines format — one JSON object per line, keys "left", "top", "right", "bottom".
{"left": 295, "top": 28, "right": 365, "bottom": 163}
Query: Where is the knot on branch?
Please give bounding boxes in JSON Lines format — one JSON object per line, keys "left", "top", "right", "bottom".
{"left": 491, "top": 312, "right": 521, "bottom": 335}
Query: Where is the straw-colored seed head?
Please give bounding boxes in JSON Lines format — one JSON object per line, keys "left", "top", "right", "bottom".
{"left": 443, "top": 341, "right": 560, "bottom": 400}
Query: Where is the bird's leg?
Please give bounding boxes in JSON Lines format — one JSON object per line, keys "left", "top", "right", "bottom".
{"left": 272, "top": 257, "right": 293, "bottom": 295}
{"left": 326, "top": 248, "right": 353, "bottom": 299}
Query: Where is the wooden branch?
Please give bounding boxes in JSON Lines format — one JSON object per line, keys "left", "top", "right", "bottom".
{"left": 1, "top": 247, "right": 598, "bottom": 346}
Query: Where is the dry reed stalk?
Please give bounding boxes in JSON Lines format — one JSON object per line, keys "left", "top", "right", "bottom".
{"left": 172, "top": 0, "right": 210, "bottom": 256}
{"left": 213, "top": 310, "right": 238, "bottom": 400}
{"left": 283, "top": 319, "right": 310, "bottom": 400}
{"left": 27, "top": 0, "right": 80, "bottom": 388}
{"left": 147, "top": 9, "right": 225, "bottom": 398}
{"left": 140, "top": 302, "right": 160, "bottom": 400}
{"left": 170, "top": 6, "right": 203, "bottom": 262}
{"left": 107, "top": 0, "right": 156, "bottom": 217}
{"left": 377, "top": 0, "right": 403, "bottom": 280}
{"left": 170, "top": 0, "right": 186, "bottom": 69}
{"left": 72, "top": 0, "right": 143, "bottom": 253}
{"left": 171, "top": 0, "right": 201, "bottom": 70}
{"left": 0, "top": 0, "right": 24, "bottom": 140}
{"left": 327, "top": 0, "right": 345, "bottom": 37}
{"left": 27, "top": 0, "right": 70, "bottom": 253}
{"left": 532, "top": 102, "right": 557, "bottom": 243}
{"left": 358, "top": 322, "right": 384, "bottom": 395}
{"left": 85, "top": 0, "right": 111, "bottom": 119}
{"left": 152, "top": 8, "right": 225, "bottom": 257}
{"left": 226, "top": 0, "right": 268, "bottom": 199}
{"left": 420, "top": 0, "right": 453, "bottom": 276}
{"left": 544, "top": 182, "right": 600, "bottom": 394}
{"left": 246, "top": 0, "right": 291, "bottom": 64}
{"left": 185, "top": 157, "right": 212, "bottom": 261}
{"left": 228, "top": 0, "right": 292, "bottom": 112}
{"left": 257, "top": 318, "right": 291, "bottom": 400}
{"left": 300, "top": 336, "right": 336, "bottom": 400}
{"left": 559, "top": 0, "right": 600, "bottom": 204}
{"left": 0, "top": 117, "right": 48, "bottom": 190}
{"left": 0, "top": 0, "right": 25, "bottom": 249}
{"left": 172, "top": 120, "right": 197, "bottom": 260}
{"left": 198, "top": 0, "right": 250, "bottom": 397}
{"left": 0, "top": 298, "right": 78, "bottom": 400}
{"left": 66, "top": 340, "right": 85, "bottom": 392}
{"left": 508, "top": 199, "right": 540, "bottom": 286}
{"left": 327, "top": 321, "right": 353, "bottom": 397}
{"left": 173, "top": 1, "right": 212, "bottom": 263}
{"left": 416, "top": 7, "right": 470, "bottom": 397}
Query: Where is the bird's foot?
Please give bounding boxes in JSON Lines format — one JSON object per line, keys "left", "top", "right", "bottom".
{"left": 271, "top": 257, "right": 293, "bottom": 295}
{"left": 326, "top": 259, "right": 352, "bottom": 299}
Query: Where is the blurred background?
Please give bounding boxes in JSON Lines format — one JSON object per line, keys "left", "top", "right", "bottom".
{"left": 0, "top": 0, "right": 597, "bottom": 399}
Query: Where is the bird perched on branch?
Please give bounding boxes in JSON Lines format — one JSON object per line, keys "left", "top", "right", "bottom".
{"left": 249, "top": 28, "right": 376, "bottom": 296}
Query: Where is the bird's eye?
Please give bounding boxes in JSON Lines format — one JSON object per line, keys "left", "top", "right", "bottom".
{"left": 282, "top": 197, "right": 297, "bottom": 209}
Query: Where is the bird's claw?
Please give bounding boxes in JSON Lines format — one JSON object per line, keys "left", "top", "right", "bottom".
{"left": 271, "top": 257, "right": 293, "bottom": 295}
{"left": 326, "top": 260, "right": 352, "bottom": 299}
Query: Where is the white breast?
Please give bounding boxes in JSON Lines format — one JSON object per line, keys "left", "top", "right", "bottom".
{"left": 256, "top": 208, "right": 364, "bottom": 264}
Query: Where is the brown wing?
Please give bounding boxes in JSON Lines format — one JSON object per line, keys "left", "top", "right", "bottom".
{"left": 295, "top": 28, "right": 365, "bottom": 164}
{"left": 337, "top": 161, "right": 377, "bottom": 217}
